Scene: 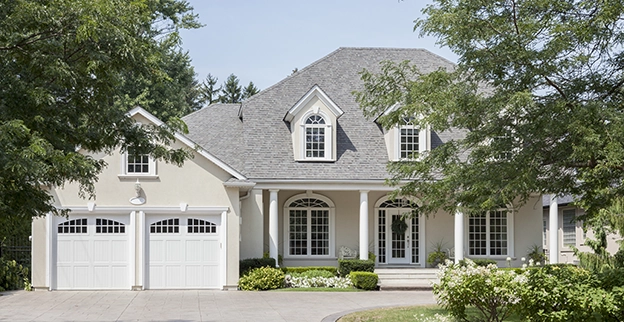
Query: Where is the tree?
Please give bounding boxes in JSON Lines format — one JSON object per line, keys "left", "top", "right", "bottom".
{"left": 219, "top": 74, "right": 242, "bottom": 103}
{"left": 355, "top": 0, "right": 624, "bottom": 218}
{"left": 242, "top": 81, "right": 260, "bottom": 100}
{"left": 0, "top": 0, "right": 199, "bottom": 218}
{"left": 199, "top": 73, "right": 221, "bottom": 105}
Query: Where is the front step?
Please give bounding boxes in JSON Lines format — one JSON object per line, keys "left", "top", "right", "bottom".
{"left": 375, "top": 267, "right": 439, "bottom": 291}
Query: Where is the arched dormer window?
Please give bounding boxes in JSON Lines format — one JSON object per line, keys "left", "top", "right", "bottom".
{"left": 284, "top": 85, "right": 343, "bottom": 162}
{"left": 304, "top": 114, "right": 328, "bottom": 158}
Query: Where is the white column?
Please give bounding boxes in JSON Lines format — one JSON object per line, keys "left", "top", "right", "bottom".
{"left": 454, "top": 207, "right": 464, "bottom": 263}
{"left": 549, "top": 195, "right": 559, "bottom": 264}
{"left": 269, "top": 190, "right": 279, "bottom": 267}
{"left": 359, "top": 191, "right": 369, "bottom": 260}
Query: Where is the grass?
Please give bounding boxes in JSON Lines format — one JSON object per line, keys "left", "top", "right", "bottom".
{"left": 271, "top": 287, "right": 365, "bottom": 292}
{"left": 338, "top": 305, "right": 524, "bottom": 321}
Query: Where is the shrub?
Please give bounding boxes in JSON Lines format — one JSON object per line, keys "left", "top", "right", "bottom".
{"left": 458, "top": 258, "right": 497, "bottom": 267}
{"left": 285, "top": 275, "right": 352, "bottom": 288}
{"left": 596, "top": 268, "right": 624, "bottom": 291}
{"left": 239, "top": 257, "right": 276, "bottom": 277}
{"left": 516, "top": 264, "right": 619, "bottom": 321}
{"left": 238, "top": 266, "right": 284, "bottom": 291}
{"left": 338, "top": 259, "right": 374, "bottom": 276}
{"left": 349, "top": 272, "right": 378, "bottom": 290}
{"left": 433, "top": 259, "right": 526, "bottom": 322}
{"left": 614, "top": 248, "right": 624, "bottom": 268}
{"left": 0, "top": 257, "right": 30, "bottom": 291}
{"left": 290, "top": 269, "right": 335, "bottom": 279}
{"left": 526, "top": 244, "right": 548, "bottom": 265}
{"left": 281, "top": 266, "right": 337, "bottom": 276}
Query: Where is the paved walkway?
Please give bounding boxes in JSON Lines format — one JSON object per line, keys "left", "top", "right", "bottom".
{"left": 0, "top": 290, "right": 435, "bottom": 321}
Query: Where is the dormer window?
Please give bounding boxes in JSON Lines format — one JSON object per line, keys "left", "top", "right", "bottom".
{"left": 285, "top": 85, "right": 344, "bottom": 162}
{"left": 120, "top": 148, "right": 157, "bottom": 177}
{"left": 305, "top": 114, "right": 327, "bottom": 158}
{"left": 399, "top": 125, "right": 419, "bottom": 159}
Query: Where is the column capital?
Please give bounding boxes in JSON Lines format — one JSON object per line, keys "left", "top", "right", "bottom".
{"left": 269, "top": 189, "right": 280, "bottom": 193}
{"left": 359, "top": 190, "right": 370, "bottom": 194}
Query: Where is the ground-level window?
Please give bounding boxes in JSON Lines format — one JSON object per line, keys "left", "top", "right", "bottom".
{"left": 468, "top": 210, "right": 509, "bottom": 256}
{"left": 562, "top": 209, "right": 576, "bottom": 246}
{"left": 286, "top": 197, "right": 332, "bottom": 256}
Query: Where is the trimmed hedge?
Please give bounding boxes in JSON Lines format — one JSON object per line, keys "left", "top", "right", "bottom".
{"left": 338, "top": 259, "right": 374, "bottom": 276}
{"left": 238, "top": 266, "right": 284, "bottom": 291}
{"left": 281, "top": 266, "right": 338, "bottom": 276}
{"left": 458, "top": 258, "right": 497, "bottom": 267}
{"left": 350, "top": 272, "right": 378, "bottom": 290}
{"left": 240, "top": 257, "right": 276, "bottom": 276}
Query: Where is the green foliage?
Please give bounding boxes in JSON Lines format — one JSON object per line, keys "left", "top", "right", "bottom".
{"left": 238, "top": 266, "right": 284, "bottom": 291}
{"left": 0, "top": 258, "right": 30, "bottom": 291}
{"left": 0, "top": 0, "right": 198, "bottom": 219}
{"left": 458, "top": 259, "right": 497, "bottom": 267}
{"left": 526, "top": 245, "right": 547, "bottom": 265}
{"left": 199, "top": 74, "right": 221, "bottom": 105}
{"left": 427, "top": 240, "right": 449, "bottom": 267}
{"left": 338, "top": 259, "right": 374, "bottom": 276}
{"left": 239, "top": 257, "right": 276, "bottom": 277}
{"left": 349, "top": 272, "right": 378, "bottom": 290}
{"left": 219, "top": 74, "right": 242, "bottom": 103}
{"left": 281, "top": 266, "right": 338, "bottom": 276}
{"left": 516, "top": 265, "right": 620, "bottom": 321}
{"left": 433, "top": 259, "right": 525, "bottom": 322}
{"left": 595, "top": 268, "right": 624, "bottom": 291}
{"left": 355, "top": 0, "right": 624, "bottom": 219}
{"left": 289, "top": 269, "right": 335, "bottom": 279}
{"left": 242, "top": 81, "right": 259, "bottom": 100}
{"left": 368, "top": 251, "right": 376, "bottom": 262}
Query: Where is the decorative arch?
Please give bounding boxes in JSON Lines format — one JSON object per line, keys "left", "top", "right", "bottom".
{"left": 283, "top": 192, "right": 335, "bottom": 258}
{"left": 300, "top": 110, "right": 332, "bottom": 160}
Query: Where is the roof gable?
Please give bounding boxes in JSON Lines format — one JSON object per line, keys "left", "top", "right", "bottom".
{"left": 283, "top": 85, "right": 344, "bottom": 122}
{"left": 127, "top": 107, "right": 247, "bottom": 180}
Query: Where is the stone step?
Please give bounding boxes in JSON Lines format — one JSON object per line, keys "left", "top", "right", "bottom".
{"left": 374, "top": 268, "right": 439, "bottom": 291}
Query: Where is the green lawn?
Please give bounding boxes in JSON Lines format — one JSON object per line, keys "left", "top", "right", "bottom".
{"left": 338, "top": 305, "right": 524, "bottom": 321}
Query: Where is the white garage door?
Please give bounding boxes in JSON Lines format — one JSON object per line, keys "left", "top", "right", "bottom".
{"left": 56, "top": 215, "right": 130, "bottom": 290}
{"left": 147, "top": 215, "right": 221, "bottom": 289}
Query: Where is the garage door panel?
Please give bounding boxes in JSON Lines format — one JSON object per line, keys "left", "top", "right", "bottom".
{"left": 56, "top": 215, "right": 130, "bottom": 290}
{"left": 148, "top": 215, "right": 221, "bottom": 289}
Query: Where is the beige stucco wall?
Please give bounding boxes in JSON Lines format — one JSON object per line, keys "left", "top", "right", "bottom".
{"left": 543, "top": 206, "right": 621, "bottom": 263}
{"left": 290, "top": 97, "right": 338, "bottom": 161}
{"left": 31, "top": 217, "right": 47, "bottom": 290}
{"left": 32, "top": 131, "right": 241, "bottom": 290}
{"left": 240, "top": 189, "right": 264, "bottom": 259}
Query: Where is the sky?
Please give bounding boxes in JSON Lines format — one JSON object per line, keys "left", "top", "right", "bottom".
{"left": 179, "top": 0, "right": 458, "bottom": 91}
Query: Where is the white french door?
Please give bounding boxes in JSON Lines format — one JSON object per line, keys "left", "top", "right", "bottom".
{"left": 377, "top": 207, "right": 422, "bottom": 265}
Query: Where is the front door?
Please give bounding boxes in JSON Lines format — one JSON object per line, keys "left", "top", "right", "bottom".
{"left": 376, "top": 199, "right": 421, "bottom": 265}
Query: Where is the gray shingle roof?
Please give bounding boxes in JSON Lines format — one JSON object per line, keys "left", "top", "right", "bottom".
{"left": 184, "top": 47, "right": 459, "bottom": 180}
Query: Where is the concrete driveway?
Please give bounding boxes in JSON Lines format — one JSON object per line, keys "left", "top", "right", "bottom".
{"left": 0, "top": 290, "right": 435, "bottom": 321}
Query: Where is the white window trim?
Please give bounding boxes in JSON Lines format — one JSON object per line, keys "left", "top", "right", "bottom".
{"left": 561, "top": 208, "right": 578, "bottom": 249}
{"left": 283, "top": 193, "right": 336, "bottom": 259}
{"left": 394, "top": 124, "right": 429, "bottom": 161}
{"left": 464, "top": 209, "right": 515, "bottom": 259}
{"left": 119, "top": 151, "right": 158, "bottom": 179}
{"left": 299, "top": 110, "right": 334, "bottom": 161}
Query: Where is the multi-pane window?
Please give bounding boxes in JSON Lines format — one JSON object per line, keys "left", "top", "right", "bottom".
{"left": 399, "top": 126, "right": 419, "bottom": 159}
{"left": 187, "top": 218, "right": 216, "bottom": 234}
{"left": 287, "top": 198, "right": 331, "bottom": 256}
{"left": 150, "top": 218, "right": 179, "bottom": 234}
{"left": 468, "top": 210, "right": 509, "bottom": 256}
{"left": 563, "top": 209, "right": 576, "bottom": 246}
{"left": 58, "top": 218, "right": 88, "bottom": 234}
{"left": 304, "top": 115, "right": 326, "bottom": 158}
{"left": 96, "top": 218, "right": 125, "bottom": 234}
{"left": 127, "top": 152, "right": 150, "bottom": 174}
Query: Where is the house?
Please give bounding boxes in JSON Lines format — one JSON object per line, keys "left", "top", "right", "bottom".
{"left": 31, "top": 47, "right": 544, "bottom": 291}
{"left": 543, "top": 195, "right": 621, "bottom": 263}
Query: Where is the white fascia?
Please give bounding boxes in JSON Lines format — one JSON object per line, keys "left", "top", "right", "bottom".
{"left": 252, "top": 179, "right": 409, "bottom": 191}
{"left": 127, "top": 106, "right": 247, "bottom": 181}
{"left": 283, "top": 85, "right": 344, "bottom": 123}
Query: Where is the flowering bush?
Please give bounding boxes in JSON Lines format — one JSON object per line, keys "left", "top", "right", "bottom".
{"left": 432, "top": 259, "right": 527, "bottom": 322}
{"left": 284, "top": 275, "right": 352, "bottom": 288}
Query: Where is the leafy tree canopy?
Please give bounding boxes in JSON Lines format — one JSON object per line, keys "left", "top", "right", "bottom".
{"left": 355, "top": 0, "right": 624, "bottom": 217}
{"left": 0, "top": 0, "right": 199, "bottom": 218}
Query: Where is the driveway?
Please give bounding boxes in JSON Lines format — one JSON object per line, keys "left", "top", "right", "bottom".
{"left": 0, "top": 290, "right": 435, "bottom": 321}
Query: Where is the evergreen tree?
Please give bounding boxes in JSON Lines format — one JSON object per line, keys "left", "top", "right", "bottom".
{"left": 242, "top": 81, "right": 260, "bottom": 100}
{"left": 219, "top": 74, "right": 242, "bottom": 103}
{"left": 200, "top": 74, "right": 221, "bottom": 105}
